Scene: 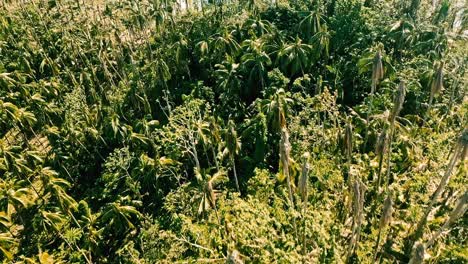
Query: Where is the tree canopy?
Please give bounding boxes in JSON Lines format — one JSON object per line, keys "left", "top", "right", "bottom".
{"left": 0, "top": 0, "right": 467, "bottom": 263}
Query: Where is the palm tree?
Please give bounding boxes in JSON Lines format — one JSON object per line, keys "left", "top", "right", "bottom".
{"left": 240, "top": 38, "right": 271, "bottom": 97}
{"left": 426, "top": 191, "right": 468, "bottom": 249}
{"left": 0, "top": 179, "right": 32, "bottom": 216}
{"left": 343, "top": 119, "right": 353, "bottom": 185}
{"left": 223, "top": 120, "right": 241, "bottom": 194}
{"left": 358, "top": 47, "right": 385, "bottom": 151}
{"left": 299, "top": 9, "right": 325, "bottom": 37}
{"left": 347, "top": 179, "right": 366, "bottom": 261}
{"left": 373, "top": 194, "right": 393, "bottom": 261}
{"left": 260, "top": 89, "right": 296, "bottom": 233}
{"left": 0, "top": 233, "right": 16, "bottom": 260}
{"left": 260, "top": 88, "right": 292, "bottom": 134}
{"left": 207, "top": 116, "right": 222, "bottom": 171}
{"left": 196, "top": 169, "right": 227, "bottom": 223}
{"left": 277, "top": 38, "right": 313, "bottom": 78}
{"left": 39, "top": 167, "right": 77, "bottom": 212}
{"left": 383, "top": 81, "right": 406, "bottom": 190}
{"left": 309, "top": 25, "right": 330, "bottom": 61}
{"left": 215, "top": 56, "right": 241, "bottom": 97}
{"left": 242, "top": 17, "right": 273, "bottom": 37}
{"left": 268, "top": 91, "right": 293, "bottom": 197}
{"left": 210, "top": 29, "right": 241, "bottom": 59}
{"left": 99, "top": 201, "right": 141, "bottom": 233}
{"left": 299, "top": 152, "right": 310, "bottom": 259}
{"left": 428, "top": 61, "right": 444, "bottom": 111}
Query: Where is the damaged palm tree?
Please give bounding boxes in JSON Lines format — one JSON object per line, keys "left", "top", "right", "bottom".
{"left": 373, "top": 194, "right": 393, "bottom": 261}
{"left": 363, "top": 49, "right": 384, "bottom": 151}
{"left": 279, "top": 127, "right": 298, "bottom": 237}
{"left": 347, "top": 179, "right": 366, "bottom": 261}
{"left": 410, "top": 129, "right": 467, "bottom": 250}
{"left": 344, "top": 120, "right": 353, "bottom": 185}
{"left": 375, "top": 127, "right": 388, "bottom": 188}
{"left": 408, "top": 241, "right": 426, "bottom": 264}
{"left": 371, "top": 50, "right": 384, "bottom": 94}
{"left": 226, "top": 249, "right": 244, "bottom": 264}
{"left": 224, "top": 120, "right": 241, "bottom": 194}
{"left": 428, "top": 61, "right": 444, "bottom": 111}
{"left": 197, "top": 169, "right": 227, "bottom": 224}
{"left": 384, "top": 81, "right": 406, "bottom": 190}
{"left": 427, "top": 191, "right": 468, "bottom": 248}
{"left": 299, "top": 152, "right": 310, "bottom": 259}
{"left": 280, "top": 128, "right": 294, "bottom": 207}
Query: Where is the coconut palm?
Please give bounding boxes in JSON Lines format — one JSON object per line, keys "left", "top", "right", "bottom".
{"left": 240, "top": 38, "right": 271, "bottom": 97}
{"left": 215, "top": 55, "right": 242, "bottom": 96}
{"left": 0, "top": 180, "right": 32, "bottom": 216}
{"left": 382, "top": 81, "right": 406, "bottom": 190}
{"left": 99, "top": 201, "right": 141, "bottom": 233}
{"left": 210, "top": 29, "right": 241, "bottom": 59}
{"left": 309, "top": 24, "right": 330, "bottom": 60}
{"left": 259, "top": 88, "right": 292, "bottom": 134}
{"left": 298, "top": 9, "right": 325, "bottom": 38}
{"left": 299, "top": 152, "right": 310, "bottom": 259}
{"left": 277, "top": 38, "right": 313, "bottom": 78}
{"left": 223, "top": 120, "right": 241, "bottom": 194}
{"left": 195, "top": 169, "right": 227, "bottom": 222}
{"left": 242, "top": 17, "right": 273, "bottom": 37}
{"left": 428, "top": 61, "right": 444, "bottom": 110}
{"left": 0, "top": 233, "right": 16, "bottom": 260}
{"left": 373, "top": 194, "right": 393, "bottom": 261}
{"left": 358, "top": 47, "right": 385, "bottom": 151}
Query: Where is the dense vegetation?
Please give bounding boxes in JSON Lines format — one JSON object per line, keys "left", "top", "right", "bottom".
{"left": 0, "top": 0, "right": 467, "bottom": 263}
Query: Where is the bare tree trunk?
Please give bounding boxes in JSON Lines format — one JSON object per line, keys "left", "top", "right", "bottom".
{"left": 427, "top": 191, "right": 468, "bottom": 248}
{"left": 410, "top": 134, "right": 465, "bottom": 250}
{"left": 231, "top": 155, "right": 241, "bottom": 194}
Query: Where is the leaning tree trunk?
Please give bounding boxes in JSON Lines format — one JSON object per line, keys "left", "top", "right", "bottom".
{"left": 410, "top": 129, "right": 467, "bottom": 251}
{"left": 231, "top": 155, "right": 241, "bottom": 194}
{"left": 280, "top": 128, "right": 298, "bottom": 237}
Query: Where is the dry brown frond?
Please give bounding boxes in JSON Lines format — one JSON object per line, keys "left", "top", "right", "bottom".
{"left": 375, "top": 128, "right": 388, "bottom": 157}
{"left": 429, "top": 61, "right": 444, "bottom": 104}
{"left": 344, "top": 122, "right": 353, "bottom": 158}
{"left": 389, "top": 81, "right": 406, "bottom": 122}
{"left": 408, "top": 242, "right": 426, "bottom": 264}
{"left": 379, "top": 194, "right": 393, "bottom": 229}
{"left": 226, "top": 249, "right": 244, "bottom": 264}
{"left": 371, "top": 50, "right": 384, "bottom": 93}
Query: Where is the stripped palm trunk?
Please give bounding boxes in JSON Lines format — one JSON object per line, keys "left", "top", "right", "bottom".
{"left": 344, "top": 121, "right": 353, "bottom": 185}
{"left": 347, "top": 179, "right": 366, "bottom": 261}
{"left": 341, "top": 120, "right": 354, "bottom": 223}
{"left": 280, "top": 128, "right": 297, "bottom": 236}
{"left": 206, "top": 180, "right": 220, "bottom": 225}
{"left": 231, "top": 155, "right": 240, "bottom": 194}
{"left": 384, "top": 81, "right": 406, "bottom": 190}
{"left": 411, "top": 129, "right": 467, "bottom": 247}
{"left": 373, "top": 194, "right": 393, "bottom": 261}
{"left": 299, "top": 152, "right": 310, "bottom": 261}
{"left": 428, "top": 61, "right": 444, "bottom": 112}
{"left": 408, "top": 242, "right": 426, "bottom": 264}
{"left": 363, "top": 50, "right": 384, "bottom": 151}
{"left": 280, "top": 128, "right": 294, "bottom": 207}
{"left": 427, "top": 191, "right": 468, "bottom": 248}
{"left": 448, "top": 66, "right": 464, "bottom": 110}
{"left": 375, "top": 127, "right": 388, "bottom": 188}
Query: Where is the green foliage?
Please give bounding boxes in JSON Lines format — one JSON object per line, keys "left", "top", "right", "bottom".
{"left": 0, "top": 0, "right": 466, "bottom": 263}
